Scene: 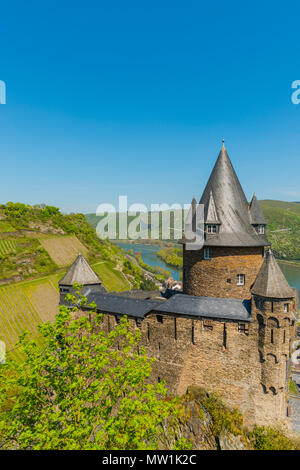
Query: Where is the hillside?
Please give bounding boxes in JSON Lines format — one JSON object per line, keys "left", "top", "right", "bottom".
{"left": 86, "top": 200, "right": 300, "bottom": 261}
{"left": 0, "top": 202, "right": 139, "bottom": 285}
{"left": 0, "top": 202, "right": 146, "bottom": 357}
{"left": 259, "top": 200, "right": 300, "bottom": 261}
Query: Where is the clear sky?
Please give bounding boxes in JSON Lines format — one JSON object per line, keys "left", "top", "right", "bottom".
{"left": 0, "top": 1, "right": 300, "bottom": 213}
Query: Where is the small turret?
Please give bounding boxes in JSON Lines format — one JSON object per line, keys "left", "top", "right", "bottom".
{"left": 249, "top": 194, "right": 266, "bottom": 234}
{"left": 59, "top": 253, "right": 105, "bottom": 304}
{"left": 251, "top": 250, "right": 296, "bottom": 411}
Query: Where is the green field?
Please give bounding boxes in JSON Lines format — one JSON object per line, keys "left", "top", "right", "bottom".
{"left": 0, "top": 239, "right": 17, "bottom": 256}
{"left": 92, "top": 261, "right": 131, "bottom": 291}
{"left": 38, "top": 234, "right": 88, "bottom": 267}
{"left": 0, "top": 221, "right": 16, "bottom": 233}
{"left": 0, "top": 274, "right": 60, "bottom": 360}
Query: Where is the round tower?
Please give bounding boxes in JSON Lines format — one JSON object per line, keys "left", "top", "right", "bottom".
{"left": 182, "top": 143, "right": 269, "bottom": 299}
{"left": 251, "top": 249, "right": 296, "bottom": 422}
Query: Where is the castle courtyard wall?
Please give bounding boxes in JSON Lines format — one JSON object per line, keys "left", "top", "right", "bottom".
{"left": 90, "top": 309, "right": 291, "bottom": 427}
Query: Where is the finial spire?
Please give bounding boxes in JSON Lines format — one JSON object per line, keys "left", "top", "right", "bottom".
{"left": 222, "top": 138, "right": 225, "bottom": 150}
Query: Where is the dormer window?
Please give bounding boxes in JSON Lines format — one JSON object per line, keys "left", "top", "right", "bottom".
{"left": 256, "top": 225, "right": 265, "bottom": 234}
{"left": 207, "top": 224, "right": 217, "bottom": 234}
{"left": 60, "top": 287, "right": 69, "bottom": 293}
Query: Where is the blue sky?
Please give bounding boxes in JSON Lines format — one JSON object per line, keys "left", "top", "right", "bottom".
{"left": 0, "top": 1, "right": 300, "bottom": 213}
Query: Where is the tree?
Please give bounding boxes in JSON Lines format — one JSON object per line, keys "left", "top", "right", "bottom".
{"left": 0, "top": 286, "right": 188, "bottom": 450}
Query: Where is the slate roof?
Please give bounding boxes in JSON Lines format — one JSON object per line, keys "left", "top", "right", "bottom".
{"left": 155, "top": 294, "right": 251, "bottom": 321}
{"left": 205, "top": 191, "right": 220, "bottom": 224}
{"left": 59, "top": 254, "right": 102, "bottom": 286}
{"left": 184, "top": 143, "right": 269, "bottom": 247}
{"left": 82, "top": 291, "right": 251, "bottom": 322}
{"left": 251, "top": 249, "right": 295, "bottom": 299}
{"left": 85, "top": 292, "right": 159, "bottom": 318}
{"left": 109, "top": 290, "right": 164, "bottom": 300}
{"left": 249, "top": 194, "right": 266, "bottom": 225}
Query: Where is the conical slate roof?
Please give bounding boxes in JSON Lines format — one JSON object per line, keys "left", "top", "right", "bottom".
{"left": 249, "top": 194, "right": 266, "bottom": 225}
{"left": 251, "top": 250, "right": 294, "bottom": 299}
{"left": 59, "top": 254, "right": 102, "bottom": 286}
{"left": 199, "top": 143, "right": 269, "bottom": 247}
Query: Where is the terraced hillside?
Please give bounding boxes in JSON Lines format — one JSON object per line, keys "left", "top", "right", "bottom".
{"left": 38, "top": 235, "right": 88, "bottom": 267}
{"left": 0, "top": 202, "right": 150, "bottom": 359}
{"left": 0, "top": 239, "right": 17, "bottom": 256}
{"left": 0, "top": 275, "right": 60, "bottom": 360}
{"left": 0, "top": 202, "right": 138, "bottom": 284}
{"left": 0, "top": 260, "right": 131, "bottom": 360}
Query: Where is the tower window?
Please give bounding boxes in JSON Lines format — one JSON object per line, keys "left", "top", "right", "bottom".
{"left": 237, "top": 274, "right": 245, "bottom": 286}
{"left": 156, "top": 315, "right": 163, "bottom": 323}
{"left": 60, "top": 287, "right": 69, "bottom": 293}
{"left": 204, "top": 247, "right": 211, "bottom": 260}
{"left": 257, "top": 225, "right": 265, "bottom": 234}
{"left": 203, "top": 319, "right": 213, "bottom": 331}
{"left": 191, "top": 321, "right": 195, "bottom": 344}
{"left": 238, "top": 323, "right": 249, "bottom": 335}
{"left": 223, "top": 323, "right": 227, "bottom": 348}
{"left": 284, "top": 303, "right": 289, "bottom": 313}
{"left": 207, "top": 225, "right": 217, "bottom": 233}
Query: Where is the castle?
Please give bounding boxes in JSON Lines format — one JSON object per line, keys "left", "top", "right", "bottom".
{"left": 59, "top": 143, "right": 299, "bottom": 427}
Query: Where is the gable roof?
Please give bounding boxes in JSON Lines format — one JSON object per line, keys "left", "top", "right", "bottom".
{"left": 155, "top": 293, "right": 251, "bottom": 321}
{"left": 198, "top": 143, "right": 269, "bottom": 247}
{"left": 251, "top": 250, "right": 294, "bottom": 299}
{"left": 59, "top": 254, "right": 102, "bottom": 286}
{"left": 249, "top": 194, "right": 266, "bottom": 225}
{"left": 78, "top": 291, "right": 252, "bottom": 322}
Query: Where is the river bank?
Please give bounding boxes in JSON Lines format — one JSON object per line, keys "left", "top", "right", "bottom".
{"left": 116, "top": 241, "right": 300, "bottom": 293}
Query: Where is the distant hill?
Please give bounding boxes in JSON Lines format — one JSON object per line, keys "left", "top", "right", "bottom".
{"left": 86, "top": 200, "right": 300, "bottom": 261}
{"left": 259, "top": 200, "right": 300, "bottom": 260}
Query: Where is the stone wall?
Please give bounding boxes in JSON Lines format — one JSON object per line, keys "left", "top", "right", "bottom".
{"left": 90, "top": 304, "right": 296, "bottom": 427}
{"left": 183, "top": 245, "right": 264, "bottom": 299}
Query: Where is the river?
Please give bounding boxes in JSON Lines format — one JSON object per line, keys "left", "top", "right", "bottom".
{"left": 117, "top": 242, "right": 300, "bottom": 294}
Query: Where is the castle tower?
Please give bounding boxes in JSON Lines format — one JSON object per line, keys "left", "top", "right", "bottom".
{"left": 183, "top": 142, "right": 270, "bottom": 299}
{"left": 59, "top": 253, "right": 105, "bottom": 304}
{"left": 251, "top": 249, "right": 297, "bottom": 422}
